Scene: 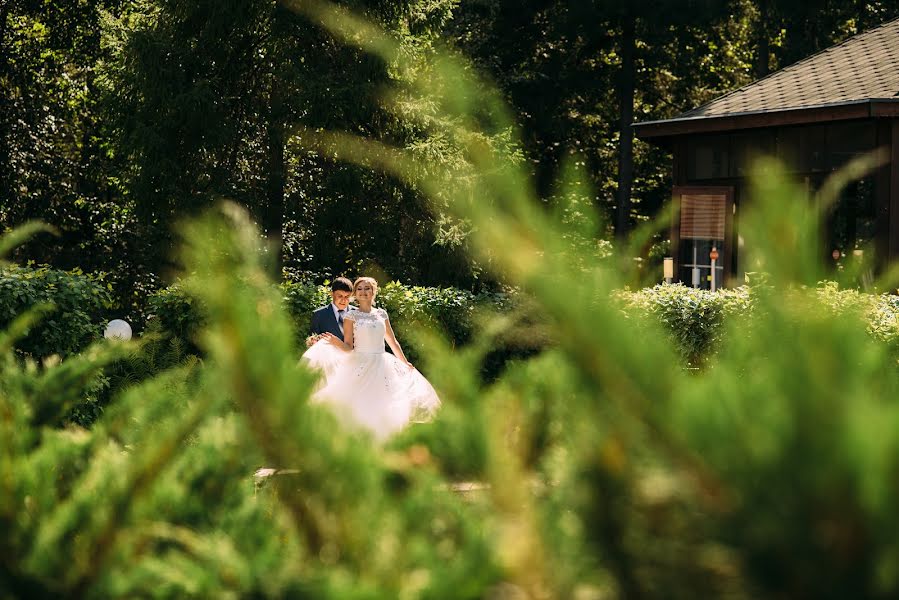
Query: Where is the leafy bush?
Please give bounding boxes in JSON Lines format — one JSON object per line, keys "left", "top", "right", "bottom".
{"left": 280, "top": 280, "right": 479, "bottom": 348}
{"left": 0, "top": 265, "right": 113, "bottom": 358}
{"left": 817, "top": 280, "right": 899, "bottom": 360}
{"left": 0, "top": 267, "right": 199, "bottom": 428}
{"left": 10, "top": 187, "right": 899, "bottom": 597}
{"left": 168, "top": 279, "right": 511, "bottom": 368}
{"left": 280, "top": 279, "right": 330, "bottom": 325}
{"left": 150, "top": 277, "right": 899, "bottom": 386}
{"left": 618, "top": 281, "right": 899, "bottom": 368}
{"left": 9, "top": 8, "right": 899, "bottom": 598}
{"left": 377, "top": 281, "right": 477, "bottom": 344}
{"left": 66, "top": 323, "right": 201, "bottom": 428}
{"left": 146, "top": 282, "right": 205, "bottom": 349}
{"left": 618, "top": 283, "right": 753, "bottom": 367}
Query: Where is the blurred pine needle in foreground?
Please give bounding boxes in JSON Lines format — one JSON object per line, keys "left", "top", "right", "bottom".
{"left": 3, "top": 2, "right": 899, "bottom": 599}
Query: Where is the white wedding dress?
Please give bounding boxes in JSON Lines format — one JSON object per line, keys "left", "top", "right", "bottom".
{"left": 301, "top": 308, "right": 440, "bottom": 441}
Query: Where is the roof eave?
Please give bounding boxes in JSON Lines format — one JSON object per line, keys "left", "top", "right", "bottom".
{"left": 634, "top": 98, "right": 899, "bottom": 140}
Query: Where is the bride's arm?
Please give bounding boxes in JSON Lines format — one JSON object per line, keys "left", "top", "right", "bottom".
{"left": 325, "top": 320, "right": 353, "bottom": 351}
{"left": 384, "top": 318, "right": 413, "bottom": 367}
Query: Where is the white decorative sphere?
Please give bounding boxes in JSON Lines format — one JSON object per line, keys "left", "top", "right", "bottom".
{"left": 104, "top": 319, "right": 132, "bottom": 341}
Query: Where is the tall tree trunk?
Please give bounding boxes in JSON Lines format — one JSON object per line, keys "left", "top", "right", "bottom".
{"left": 0, "top": 3, "right": 14, "bottom": 209}
{"left": 614, "top": 13, "right": 636, "bottom": 242}
{"left": 754, "top": 0, "right": 771, "bottom": 77}
{"left": 264, "top": 78, "right": 286, "bottom": 272}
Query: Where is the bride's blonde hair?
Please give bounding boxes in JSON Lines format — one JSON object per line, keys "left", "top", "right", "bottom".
{"left": 353, "top": 276, "right": 379, "bottom": 299}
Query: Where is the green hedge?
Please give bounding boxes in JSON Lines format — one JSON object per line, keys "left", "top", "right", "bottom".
{"left": 20, "top": 271, "right": 890, "bottom": 375}
{"left": 617, "top": 281, "right": 899, "bottom": 367}
{"left": 150, "top": 279, "right": 484, "bottom": 353}
{"left": 281, "top": 281, "right": 332, "bottom": 339}
{"left": 0, "top": 265, "right": 113, "bottom": 358}
{"left": 148, "top": 280, "right": 534, "bottom": 375}
{"left": 285, "top": 281, "right": 484, "bottom": 365}
{"left": 151, "top": 278, "right": 899, "bottom": 374}
{"left": 281, "top": 280, "right": 479, "bottom": 345}
{"left": 816, "top": 281, "right": 899, "bottom": 359}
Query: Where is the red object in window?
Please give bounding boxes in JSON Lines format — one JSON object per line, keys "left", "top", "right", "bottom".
{"left": 709, "top": 247, "right": 719, "bottom": 261}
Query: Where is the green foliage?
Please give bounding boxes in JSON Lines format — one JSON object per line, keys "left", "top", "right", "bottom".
{"left": 619, "top": 283, "right": 753, "bottom": 367}
{"left": 0, "top": 0, "right": 138, "bottom": 307}
{"left": 8, "top": 0, "right": 899, "bottom": 307}
{"left": 8, "top": 4, "right": 899, "bottom": 599}
{"left": 179, "top": 278, "right": 503, "bottom": 366}
{"left": 377, "top": 281, "right": 477, "bottom": 345}
{"left": 97, "top": 0, "right": 489, "bottom": 287}
{"left": 229, "top": 278, "right": 536, "bottom": 375}
{"left": 619, "top": 281, "right": 899, "bottom": 369}
{"left": 287, "top": 9, "right": 899, "bottom": 596}
{"left": 280, "top": 279, "right": 332, "bottom": 338}
{"left": 448, "top": 0, "right": 758, "bottom": 234}
{"left": 0, "top": 264, "right": 113, "bottom": 358}
{"left": 146, "top": 282, "right": 205, "bottom": 351}
{"left": 66, "top": 325, "right": 202, "bottom": 428}
{"left": 5, "top": 171, "right": 899, "bottom": 598}
{"left": 816, "top": 281, "right": 899, "bottom": 361}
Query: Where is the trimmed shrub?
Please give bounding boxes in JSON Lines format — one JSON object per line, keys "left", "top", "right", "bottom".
{"left": 281, "top": 280, "right": 478, "bottom": 345}
{"left": 67, "top": 288, "right": 202, "bottom": 428}
{"left": 869, "top": 294, "right": 899, "bottom": 351}
{"left": 0, "top": 265, "right": 113, "bottom": 358}
{"left": 281, "top": 280, "right": 481, "bottom": 365}
{"left": 618, "top": 283, "right": 753, "bottom": 367}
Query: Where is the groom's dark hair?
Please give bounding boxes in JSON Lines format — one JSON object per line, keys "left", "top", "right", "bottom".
{"left": 331, "top": 277, "right": 353, "bottom": 293}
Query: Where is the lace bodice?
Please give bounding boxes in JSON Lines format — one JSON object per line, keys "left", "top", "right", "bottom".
{"left": 345, "top": 308, "right": 388, "bottom": 353}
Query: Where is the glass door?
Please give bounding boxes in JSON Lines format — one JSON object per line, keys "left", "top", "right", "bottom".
{"left": 679, "top": 239, "right": 725, "bottom": 290}
{"left": 672, "top": 186, "right": 733, "bottom": 290}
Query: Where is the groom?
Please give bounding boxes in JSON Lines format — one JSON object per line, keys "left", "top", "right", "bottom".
{"left": 310, "top": 277, "right": 354, "bottom": 340}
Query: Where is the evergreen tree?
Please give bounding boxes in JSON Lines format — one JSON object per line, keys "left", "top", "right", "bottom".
{"left": 99, "top": 0, "right": 497, "bottom": 287}
{"left": 752, "top": 0, "right": 899, "bottom": 76}
{"left": 447, "top": 0, "right": 752, "bottom": 240}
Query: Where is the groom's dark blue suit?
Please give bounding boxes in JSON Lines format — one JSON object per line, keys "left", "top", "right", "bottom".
{"left": 310, "top": 304, "right": 347, "bottom": 338}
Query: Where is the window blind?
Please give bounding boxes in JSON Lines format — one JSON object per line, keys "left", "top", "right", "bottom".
{"left": 679, "top": 194, "right": 726, "bottom": 240}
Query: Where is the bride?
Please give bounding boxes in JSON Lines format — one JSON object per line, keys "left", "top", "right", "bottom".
{"left": 301, "top": 276, "right": 441, "bottom": 441}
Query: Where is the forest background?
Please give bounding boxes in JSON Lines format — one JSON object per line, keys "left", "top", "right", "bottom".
{"left": 4, "top": 0, "right": 899, "bottom": 319}
{"left": 8, "top": 3, "right": 899, "bottom": 598}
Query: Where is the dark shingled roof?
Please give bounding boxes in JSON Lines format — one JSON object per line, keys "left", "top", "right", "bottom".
{"left": 635, "top": 17, "right": 899, "bottom": 138}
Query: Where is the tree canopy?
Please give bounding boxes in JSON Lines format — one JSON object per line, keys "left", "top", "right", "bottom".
{"left": 3, "top": 0, "right": 899, "bottom": 314}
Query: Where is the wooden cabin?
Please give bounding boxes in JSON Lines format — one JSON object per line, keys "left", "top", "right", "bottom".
{"left": 634, "top": 17, "right": 899, "bottom": 289}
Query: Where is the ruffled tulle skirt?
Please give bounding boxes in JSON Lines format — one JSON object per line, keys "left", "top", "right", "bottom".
{"left": 301, "top": 341, "right": 440, "bottom": 441}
